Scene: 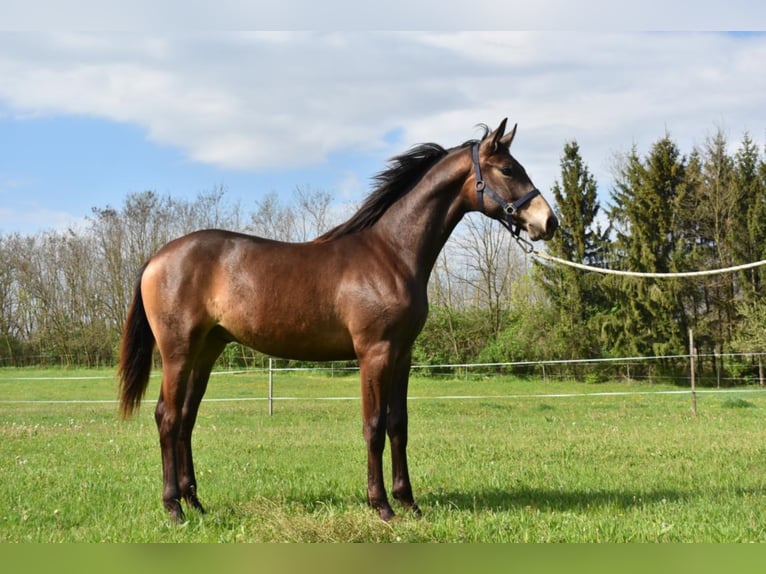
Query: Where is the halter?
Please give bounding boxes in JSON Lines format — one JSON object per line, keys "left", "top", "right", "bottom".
{"left": 471, "top": 143, "right": 540, "bottom": 244}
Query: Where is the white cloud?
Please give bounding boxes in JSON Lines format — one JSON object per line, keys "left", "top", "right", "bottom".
{"left": 0, "top": 31, "right": 765, "bottom": 199}
{"left": 3, "top": 1, "right": 766, "bottom": 30}
{"left": 0, "top": 206, "right": 86, "bottom": 234}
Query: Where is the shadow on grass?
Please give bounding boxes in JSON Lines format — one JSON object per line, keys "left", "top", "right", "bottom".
{"left": 269, "top": 486, "right": 686, "bottom": 516}
{"left": 419, "top": 486, "right": 689, "bottom": 513}
{"left": 252, "top": 484, "right": 766, "bottom": 519}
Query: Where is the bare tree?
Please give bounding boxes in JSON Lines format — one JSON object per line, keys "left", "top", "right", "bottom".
{"left": 451, "top": 213, "right": 528, "bottom": 336}
{"left": 247, "top": 186, "right": 340, "bottom": 242}
{"left": 247, "top": 191, "right": 296, "bottom": 241}
{"left": 293, "top": 185, "right": 334, "bottom": 240}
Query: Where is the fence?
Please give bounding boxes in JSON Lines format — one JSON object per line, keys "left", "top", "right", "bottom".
{"left": 248, "top": 350, "right": 765, "bottom": 415}
{"left": 3, "top": 349, "right": 763, "bottom": 389}
{"left": 3, "top": 339, "right": 764, "bottom": 389}
{"left": 254, "top": 351, "right": 766, "bottom": 386}
{"left": 3, "top": 352, "right": 766, "bottom": 418}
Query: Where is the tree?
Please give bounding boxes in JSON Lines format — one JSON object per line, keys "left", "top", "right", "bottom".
{"left": 0, "top": 235, "right": 21, "bottom": 363}
{"left": 673, "top": 130, "right": 753, "bottom": 368}
{"left": 534, "top": 140, "right": 610, "bottom": 362}
{"left": 727, "top": 134, "right": 766, "bottom": 380}
{"left": 425, "top": 249, "right": 472, "bottom": 362}
{"left": 294, "top": 185, "right": 334, "bottom": 241}
{"left": 697, "top": 130, "right": 738, "bottom": 353}
{"left": 733, "top": 132, "right": 766, "bottom": 301}
{"left": 452, "top": 213, "right": 528, "bottom": 338}
{"left": 606, "top": 135, "right": 688, "bottom": 359}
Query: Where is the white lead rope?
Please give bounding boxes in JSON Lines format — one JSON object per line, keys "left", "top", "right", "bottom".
{"left": 529, "top": 248, "right": 766, "bottom": 279}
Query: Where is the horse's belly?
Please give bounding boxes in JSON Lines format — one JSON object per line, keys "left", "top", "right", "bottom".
{"left": 224, "top": 314, "right": 357, "bottom": 362}
{"left": 241, "top": 335, "right": 356, "bottom": 362}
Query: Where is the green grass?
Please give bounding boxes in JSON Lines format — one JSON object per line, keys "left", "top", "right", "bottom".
{"left": 2, "top": 367, "right": 766, "bottom": 542}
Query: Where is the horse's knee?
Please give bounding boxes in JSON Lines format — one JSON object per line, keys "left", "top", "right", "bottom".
{"left": 363, "top": 414, "right": 386, "bottom": 450}
{"left": 387, "top": 410, "right": 408, "bottom": 439}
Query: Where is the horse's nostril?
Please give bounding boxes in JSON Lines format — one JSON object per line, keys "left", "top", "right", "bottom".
{"left": 546, "top": 215, "right": 559, "bottom": 236}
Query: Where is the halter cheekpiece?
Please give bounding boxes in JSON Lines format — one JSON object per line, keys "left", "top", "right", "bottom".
{"left": 471, "top": 143, "right": 540, "bottom": 239}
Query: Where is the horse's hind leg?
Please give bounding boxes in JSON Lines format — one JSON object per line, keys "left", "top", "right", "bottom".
{"left": 155, "top": 357, "right": 193, "bottom": 522}
{"left": 176, "top": 335, "right": 227, "bottom": 513}
{"left": 155, "top": 336, "right": 224, "bottom": 522}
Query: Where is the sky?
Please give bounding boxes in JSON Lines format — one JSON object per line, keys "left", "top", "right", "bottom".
{"left": 2, "top": 4, "right": 766, "bottom": 234}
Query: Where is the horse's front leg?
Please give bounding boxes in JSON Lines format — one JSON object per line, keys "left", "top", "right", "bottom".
{"left": 387, "top": 351, "right": 421, "bottom": 516}
{"left": 358, "top": 344, "right": 395, "bottom": 521}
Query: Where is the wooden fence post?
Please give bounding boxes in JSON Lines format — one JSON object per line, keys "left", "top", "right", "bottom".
{"left": 689, "top": 329, "right": 697, "bottom": 418}
{"left": 268, "top": 357, "right": 274, "bottom": 416}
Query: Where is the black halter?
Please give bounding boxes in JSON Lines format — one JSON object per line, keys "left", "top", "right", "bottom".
{"left": 471, "top": 143, "right": 540, "bottom": 238}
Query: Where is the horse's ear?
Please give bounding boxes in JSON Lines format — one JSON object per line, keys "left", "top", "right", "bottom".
{"left": 481, "top": 118, "right": 508, "bottom": 154}
{"left": 499, "top": 123, "right": 517, "bottom": 149}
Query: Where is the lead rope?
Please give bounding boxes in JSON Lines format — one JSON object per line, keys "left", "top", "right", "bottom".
{"left": 518, "top": 238, "right": 766, "bottom": 278}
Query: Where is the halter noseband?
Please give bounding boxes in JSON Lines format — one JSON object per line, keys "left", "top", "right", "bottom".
{"left": 471, "top": 143, "right": 540, "bottom": 239}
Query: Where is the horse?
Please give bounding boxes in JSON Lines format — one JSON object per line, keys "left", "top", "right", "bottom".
{"left": 118, "top": 119, "right": 558, "bottom": 522}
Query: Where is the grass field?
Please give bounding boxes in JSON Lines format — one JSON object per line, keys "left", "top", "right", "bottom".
{"left": 2, "top": 367, "right": 766, "bottom": 542}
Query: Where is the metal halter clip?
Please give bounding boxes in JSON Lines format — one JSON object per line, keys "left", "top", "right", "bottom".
{"left": 514, "top": 233, "right": 535, "bottom": 254}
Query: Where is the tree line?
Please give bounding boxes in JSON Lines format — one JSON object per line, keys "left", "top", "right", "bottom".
{"left": 2, "top": 127, "right": 765, "bottom": 383}
{"left": 530, "top": 129, "right": 766, "bottom": 381}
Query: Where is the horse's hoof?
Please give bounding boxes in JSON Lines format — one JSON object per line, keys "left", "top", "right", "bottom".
{"left": 378, "top": 505, "right": 395, "bottom": 522}
{"left": 188, "top": 498, "right": 206, "bottom": 514}
{"left": 185, "top": 494, "right": 206, "bottom": 514}
{"left": 165, "top": 499, "right": 186, "bottom": 523}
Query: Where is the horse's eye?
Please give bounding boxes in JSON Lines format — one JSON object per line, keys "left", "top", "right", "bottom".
{"left": 500, "top": 167, "right": 514, "bottom": 177}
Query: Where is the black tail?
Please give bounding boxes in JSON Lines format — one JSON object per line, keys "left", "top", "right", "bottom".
{"left": 118, "top": 264, "right": 155, "bottom": 418}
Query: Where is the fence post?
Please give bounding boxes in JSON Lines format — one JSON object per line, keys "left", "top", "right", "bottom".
{"left": 689, "top": 329, "right": 697, "bottom": 418}
{"left": 268, "top": 357, "right": 274, "bottom": 416}
{"left": 715, "top": 349, "right": 721, "bottom": 389}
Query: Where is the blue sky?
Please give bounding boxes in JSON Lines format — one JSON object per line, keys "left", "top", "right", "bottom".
{"left": 0, "top": 111, "right": 382, "bottom": 231}
{"left": 2, "top": 12, "right": 766, "bottom": 234}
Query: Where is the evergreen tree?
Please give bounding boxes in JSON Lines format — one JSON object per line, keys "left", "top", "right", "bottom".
{"left": 534, "top": 140, "right": 610, "bottom": 361}
{"left": 606, "top": 135, "right": 688, "bottom": 358}
{"left": 734, "top": 132, "right": 766, "bottom": 300}
{"left": 670, "top": 131, "right": 742, "bottom": 368}
{"left": 706, "top": 129, "right": 738, "bottom": 337}
{"left": 729, "top": 134, "right": 766, "bottom": 365}
{"left": 672, "top": 149, "right": 712, "bottom": 355}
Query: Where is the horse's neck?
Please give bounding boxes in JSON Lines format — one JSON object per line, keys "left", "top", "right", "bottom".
{"left": 373, "top": 153, "right": 469, "bottom": 280}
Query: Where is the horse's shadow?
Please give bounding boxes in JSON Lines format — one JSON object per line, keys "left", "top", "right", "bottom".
{"left": 418, "top": 486, "right": 689, "bottom": 514}
{"left": 279, "top": 485, "right": 697, "bottom": 515}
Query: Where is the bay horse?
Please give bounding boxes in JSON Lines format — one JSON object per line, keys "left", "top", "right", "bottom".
{"left": 118, "top": 119, "right": 558, "bottom": 522}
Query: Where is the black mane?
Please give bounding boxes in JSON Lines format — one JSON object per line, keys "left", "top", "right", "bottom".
{"left": 314, "top": 142, "right": 449, "bottom": 242}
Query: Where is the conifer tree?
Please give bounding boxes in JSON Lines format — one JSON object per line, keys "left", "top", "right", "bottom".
{"left": 535, "top": 140, "right": 609, "bottom": 361}
{"left": 734, "top": 132, "right": 766, "bottom": 300}
{"left": 606, "top": 135, "right": 688, "bottom": 358}
{"left": 694, "top": 130, "right": 738, "bottom": 353}
{"left": 729, "top": 134, "right": 766, "bottom": 362}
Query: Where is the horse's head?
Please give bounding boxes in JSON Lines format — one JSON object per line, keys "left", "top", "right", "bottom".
{"left": 466, "top": 119, "right": 557, "bottom": 242}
